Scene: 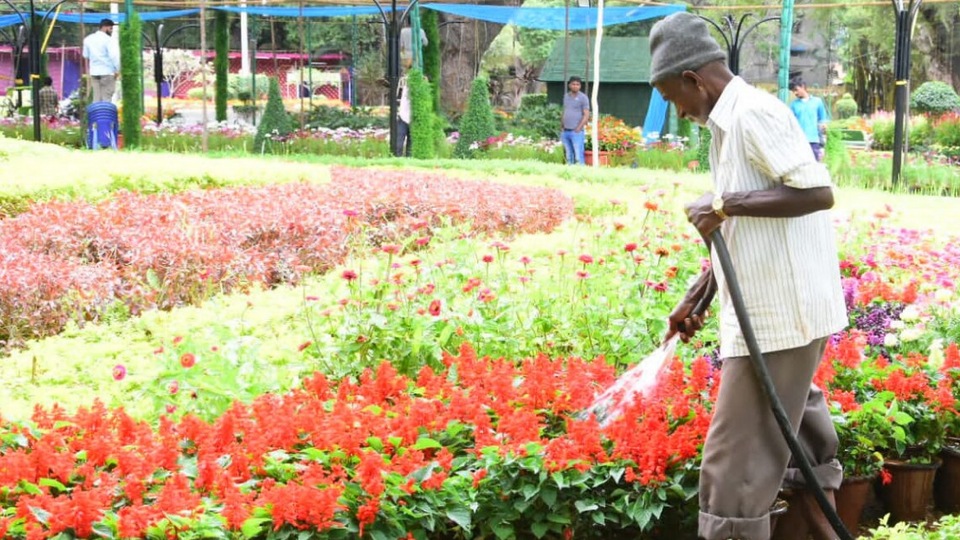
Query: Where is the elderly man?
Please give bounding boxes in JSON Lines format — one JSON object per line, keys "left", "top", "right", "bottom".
{"left": 650, "top": 13, "right": 847, "bottom": 540}
{"left": 82, "top": 18, "right": 121, "bottom": 102}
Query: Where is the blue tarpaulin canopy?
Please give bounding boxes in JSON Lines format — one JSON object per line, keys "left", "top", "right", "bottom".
{"left": 213, "top": 5, "right": 390, "bottom": 17}
{"left": 0, "top": 9, "right": 200, "bottom": 29}
{"left": 2, "top": 4, "right": 684, "bottom": 30}
{"left": 421, "top": 4, "right": 685, "bottom": 30}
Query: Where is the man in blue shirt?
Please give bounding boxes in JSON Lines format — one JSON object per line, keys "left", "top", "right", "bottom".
{"left": 789, "top": 79, "right": 829, "bottom": 162}
{"left": 560, "top": 76, "right": 590, "bottom": 165}
{"left": 82, "top": 19, "right": 121, "bottom": 103}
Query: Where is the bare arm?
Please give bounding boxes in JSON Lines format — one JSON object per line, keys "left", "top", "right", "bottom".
{"left": 724, "top": 184, "right": 834, "bottom": 217}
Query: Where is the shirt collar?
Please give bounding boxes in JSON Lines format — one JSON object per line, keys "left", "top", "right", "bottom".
{"left": 707, "top": 76, "right": 747, "bottom": 134}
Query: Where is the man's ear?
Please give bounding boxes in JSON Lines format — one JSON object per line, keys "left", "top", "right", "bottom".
{"left": 680, "top": 70, "right": 704, "bottom": 89}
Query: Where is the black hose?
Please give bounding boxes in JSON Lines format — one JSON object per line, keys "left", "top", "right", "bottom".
{"left": 709, "top": 229, "right": 853, "bottom": 540}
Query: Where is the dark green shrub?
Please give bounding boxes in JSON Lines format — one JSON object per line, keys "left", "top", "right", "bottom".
{"left": 214, "top": 11, "right": 229, "bottom": 122}
{"left": 677, "top": 117, "right": 692, "bottom": 142}
{"left": 454, "top": 76, "right": 496, "bottom": 158}
{"left": 506, "top": 103, "right": 562, "bottom": 140}
{"left": 933, "top": 112, "right": 960, "bottom": 148}
{"left": 910, "top": 81, "right": 960, "bottom": 117}
{"left": 253, "top": 77, "right": 293, "bottom": 153}
{"left": 696, "top": 128, "right": 711, "bottom": 172}
{"left": 823, "top": 126, "right": 850, "bottom": 171}
{"left": 519, "top": 93, "right": 548, "bottom": 111}
{"left": 908, "top": 116, "right": 934, "bottom": 148}
{"left": 871, "top": 119, "right": 894, "bottom": 151}
{"left": 408, "top": 69, "right": 436, "bottom": 159}
{"left": 303, "top": 105, "right": 387, "bottom": 130}
{"left": 422, "top": 9, "right": 442, "bottom": 113}
{"left": 119, "top": 12, "right": 142, "bottom": 148}
{"left": 835, "top": 93, "right": 858, "bottom": 119}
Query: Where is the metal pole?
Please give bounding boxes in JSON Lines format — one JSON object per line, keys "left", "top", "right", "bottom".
{"left": 777, "top": 0, "right": 795, "bottom": 102}
{"left": 890, "top": 0, "right": 921, "bottom": 186}
{"left": 155, "top": 25, "right": 163, "bottom": 125}
{"left": 200, "top": 0, "right": 208, "bottom": 152}
{"left": 30, "top": 0, "right": 41, "bottom": 141}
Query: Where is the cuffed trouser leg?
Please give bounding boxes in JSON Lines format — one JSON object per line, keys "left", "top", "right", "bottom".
{"left": 698, "top": 338, "right": 829, "bottom": 540}
{"left": 782, "top": 385, "right": 843, "bottom": 491}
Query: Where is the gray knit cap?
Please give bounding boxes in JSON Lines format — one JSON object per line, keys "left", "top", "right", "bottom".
{"left": 649, "top": 12, "right": 726, "bottom": 85}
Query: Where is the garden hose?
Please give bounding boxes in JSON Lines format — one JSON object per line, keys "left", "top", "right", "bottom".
{"left": 708, "top": 229, "right": 854, "bottom": 540}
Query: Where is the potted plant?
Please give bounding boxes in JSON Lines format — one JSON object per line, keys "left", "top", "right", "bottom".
{"left": 830, "top": 393, "right": 889, "bottom": 533}
{"left": 584, "top": 115, "right": 640, "bottom": 166}
{"left": 935, "top": 342, "right": 960, "bottom": 512}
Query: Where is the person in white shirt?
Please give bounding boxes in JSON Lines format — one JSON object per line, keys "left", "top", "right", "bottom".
{"left": 82, "top": 19, "right": 121, "bottom": 102}
{"left": 650, "top": 13, "right": 847, "bottom": 540}
{"left": 396, "top": 74, "right": 411, "bottom": 157}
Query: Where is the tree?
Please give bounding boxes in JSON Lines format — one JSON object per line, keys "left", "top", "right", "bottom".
{"left": 254, "top": 77, "right": 293, "bottom": 153}
{"left": 422, "top": 9, "right": 442, "bottom": 113}
{"left": 408, "top": 69, "right": 437, "bottom": 159}
{"left": 120, "top": 12, "right": 143, "bottom": 148}
{"left": 454, "top": 76, "right": 496, "bottom": 158}
{"left": 142, "top": 49, "right": 209, "bottom": 98}
{"left": 214, "top": 11, "right": 230, "bottom": 122}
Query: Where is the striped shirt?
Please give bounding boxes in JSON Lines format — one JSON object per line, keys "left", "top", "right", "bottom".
{"left": 707, "top": 77, "right": 847, "bottom": 358}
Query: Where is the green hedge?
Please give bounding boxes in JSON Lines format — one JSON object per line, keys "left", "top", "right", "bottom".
{"left": 214, "top": 11, "right": 230, "bottom": 122}
{"left": 253, "top": 77, "right": 293, "bottom": 153}
{"left": 408, "top": 69, "right": 437, "bottom": 159}
{"left": 454, "top": 76, "right": 496, "bottom": 159}
{"left": 422, "top": 9, "right": 442, "bottom": 113}
{"left": 119, "top": 13, "right": 143, "bottom": 148}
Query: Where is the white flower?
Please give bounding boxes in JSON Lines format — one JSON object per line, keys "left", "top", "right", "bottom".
{"left": 934, "top": 289, "right": 952, "bottom": 303}
{"left": 900, "top": 305, "right": 921, "bottom": 322}
{"left": 900, "top": 327, "right": 923, "bottom": 342}
{"left": 928, "top": 339, "right": 945, "bottom": 369}
{"left": 883, "top": 334, "right": 899, "bottom": 348}
{"left": 889, "top": 320, "right": 906, "bottom": 330}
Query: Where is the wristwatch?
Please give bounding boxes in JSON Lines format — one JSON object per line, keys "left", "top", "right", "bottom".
{"left": 712, "top": 194, "right": 728, "bottom": 220}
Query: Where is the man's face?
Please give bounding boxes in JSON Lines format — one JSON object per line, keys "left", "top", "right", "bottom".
{"left": 654, "top": 73, "right": 711, "bottom": 126}
{"left": 102, "top": 24, "right": 113, "bottom": 35}
{"left": 568, "top": 80, "right": 581, "bottom": 93}
{"left": 792, "top": 85, "right": 808, "bottom": 99}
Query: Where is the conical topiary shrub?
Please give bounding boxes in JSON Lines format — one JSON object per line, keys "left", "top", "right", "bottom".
{"left": 454, "top": 75, "right": 496, "bottom": 159}
{"left": 254, "top": 77, "right": 293, "bottom": 154}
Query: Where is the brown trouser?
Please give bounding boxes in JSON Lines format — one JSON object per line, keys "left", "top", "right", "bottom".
{"left": 90, "top": 75, "right": 116, "bottom": 103}
{"left": 698, "top": 338, "right": 842, "bottom": 540}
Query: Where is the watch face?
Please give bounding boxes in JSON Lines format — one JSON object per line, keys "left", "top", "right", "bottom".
{"left": 712, "top": 197, "right": 723, "bottom": 211}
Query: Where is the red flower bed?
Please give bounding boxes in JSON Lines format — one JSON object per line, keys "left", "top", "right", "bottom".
{"left": 0, "top": 344, "right": 715, "bottom": 539}
{"left": 0, "top": 168, "right": 573, "bottom": 348}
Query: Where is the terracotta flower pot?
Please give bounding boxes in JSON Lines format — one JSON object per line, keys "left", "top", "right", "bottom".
{"left": 879, "top": 459, "right": 941, "bottom": 523}
{"left": 836, "top": 474, "right": 875, "bottom": 534}
{"left": 934, "top": 441, "right": 960, "bottom": 513}
{"left": 584, "top": 150, "right": 610, "bottom": 166}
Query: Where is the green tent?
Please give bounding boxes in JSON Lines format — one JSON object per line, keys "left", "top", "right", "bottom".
{"left": 539, "top": 36, "right": 655, "bottom": 128}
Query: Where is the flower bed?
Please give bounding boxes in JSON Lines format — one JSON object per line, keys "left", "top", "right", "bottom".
{"left": 0, "top": 343, "right": 712, "bottom": 539}
{"left": 0, "top": 168, "right": 572, "bottom": 348}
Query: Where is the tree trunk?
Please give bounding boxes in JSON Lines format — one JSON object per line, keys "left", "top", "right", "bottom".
{"left": 439, "top": 16, "right": 504, "bottom": 114}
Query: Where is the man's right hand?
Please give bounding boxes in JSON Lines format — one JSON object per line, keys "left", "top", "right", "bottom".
{"left": 664, "top": 297, "right": 707, "bottom": 344}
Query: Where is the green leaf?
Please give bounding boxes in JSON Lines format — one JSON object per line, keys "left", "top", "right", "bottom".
{"left": 38, "top": 478, "right": 68, "bottom": 492}
{"left": 366, "top": 436, "right": 384, "bottom": 451}
{"left": 29, "top": 505, "right": 52, "bottom": 525}
{"left": 591, "top": 512, "right": 606, "bottom": 526}
{"left": 539, "top": 485, "right": 557, "bottom": 507}
{"left": 19, "top": 481, "right": 42, "bottom": 495}
{"left": 446, "top": 507, "right": 472, "bottom": 531}
{"left": 241, "top": 517, "right": 271, "bottom": 538}
{"left": 92, "top": 522, "right": 116, "bottom": 539}
{"left": 575, "top": 500, "right": 599, "bottom": 513}
{"left": 412, "top": 437, "right": 442, "bottom": 450}
{"left": 491, "top": 521, "right": 514, "bottom": 540}
{"left": 531, "top": 520, "right": 550, "bottom": 539}
{"left": 146, "top": 268, "right": 161, "bottom": 290}
{"left": 551, "top": 471, "right": 567, "bottom": 489}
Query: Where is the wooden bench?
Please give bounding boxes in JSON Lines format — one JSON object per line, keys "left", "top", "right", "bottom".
{"left": 839, "top": 129, "right": 872, "bottom": 151}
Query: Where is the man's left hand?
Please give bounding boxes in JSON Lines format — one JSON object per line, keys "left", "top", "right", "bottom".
{"left": 685, "top": 192, "right": 724, "bottom": 238}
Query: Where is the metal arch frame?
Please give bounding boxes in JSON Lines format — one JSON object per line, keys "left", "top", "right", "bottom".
{"left": 371, "top": 0, "right": 420, "bottom": 156}
{"left": 1, "top": 0, "right": 75, "bottom": 141}
{"left": 142, "top": 21, "right": 200, "bottom": 125}
{"left": 698, "top": 13, "right": 780, "bottom": 77}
